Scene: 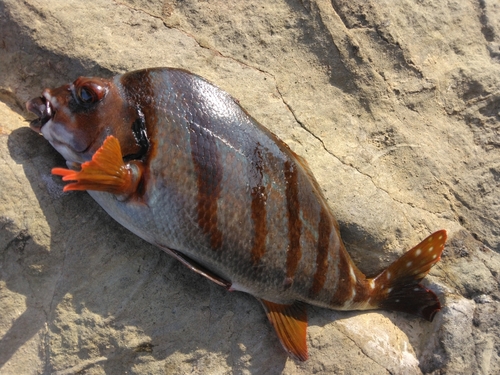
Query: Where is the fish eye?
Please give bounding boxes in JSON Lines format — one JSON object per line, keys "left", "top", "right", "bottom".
{"left": 74, "top": 80, "right": 107, "bottom": 105}
{"left": 78, "top": 87, "right": 94, "bottom": 103}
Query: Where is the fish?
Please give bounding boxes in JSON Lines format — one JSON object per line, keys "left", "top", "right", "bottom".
{"left": 25, "top": 67, "right": 447, "bottom": 361}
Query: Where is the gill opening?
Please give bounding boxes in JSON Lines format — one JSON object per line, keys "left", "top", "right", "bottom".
{"left": 124, "top": 106, "right": 150, "bottom": 162}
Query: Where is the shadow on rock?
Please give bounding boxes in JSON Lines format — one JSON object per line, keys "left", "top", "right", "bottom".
{"left": 5, "top": 126, "right": 287, "bottom": 374}
{"left": 0, "top": 224, "right": 52, "bottom": 371}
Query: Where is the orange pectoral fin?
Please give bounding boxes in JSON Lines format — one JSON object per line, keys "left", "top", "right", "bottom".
{"left": 260, "top": 299, "right": 308, "bottom": 361}
{"left": 52, "top": 135, "right": 142, "bottom": 196}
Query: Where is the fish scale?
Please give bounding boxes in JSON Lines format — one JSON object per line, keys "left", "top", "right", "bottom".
{"left": 26, "top": 67, "right": 447, "bottom": 361}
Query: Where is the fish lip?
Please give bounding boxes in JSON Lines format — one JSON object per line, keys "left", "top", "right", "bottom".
{"left": 25, "top": 94, "right": 53, "bottom": 133}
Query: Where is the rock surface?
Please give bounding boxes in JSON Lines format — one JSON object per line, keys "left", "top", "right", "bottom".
{"left": 1, "top": 0, "right": 499, "bottom": 374}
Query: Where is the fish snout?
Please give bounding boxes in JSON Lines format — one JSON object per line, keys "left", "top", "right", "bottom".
{"left": 25, "top": 92, "right": 53, "bottom": 133}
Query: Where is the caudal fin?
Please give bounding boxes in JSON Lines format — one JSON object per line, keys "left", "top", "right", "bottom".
{"left": 370, "top": 230, "right": 447, "bottom": 321}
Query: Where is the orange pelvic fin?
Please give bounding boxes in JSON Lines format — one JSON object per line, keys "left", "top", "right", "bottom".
{"left": 260, "top": 299, "right": 308, "bottom": 361}
{"left": 371, "top": 230, "right": 447, "bottom": 321}
{"left": 52, "top": 135, "right": 142, "bottom": 196}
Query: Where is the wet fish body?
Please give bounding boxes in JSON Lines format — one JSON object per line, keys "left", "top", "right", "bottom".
{"left": 26, "top": 68, "right": 447, "bottom": 360}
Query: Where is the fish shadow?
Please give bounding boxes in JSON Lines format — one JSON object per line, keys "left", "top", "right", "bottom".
{"left": 306, "top": 281, "right": 444, "bottom": 372}
{"left": 3, "top": 126, "right": 288, "bottom": 374}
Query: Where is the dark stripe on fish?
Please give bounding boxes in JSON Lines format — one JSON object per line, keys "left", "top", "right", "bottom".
{"left": 120, "top": 70, "right": 159, "bottom": 197}
{"left": 309, "top": 206, "right": 331, "bottom": 297}
{"left": 189, "top": 121, "right": 224, "bottom": 250}
{"left": 330, "top": 248, "right": 352, "bottom": 304}
{"left": 284, "top": 161, "right": 302, "bottom": 287}
{"left": 250, "top": 146, "right": 268, "bottom": 265}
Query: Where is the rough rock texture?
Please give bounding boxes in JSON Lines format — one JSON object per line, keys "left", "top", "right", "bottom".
{"left": 1, "top": 0, "right": 499, "bottom": 374}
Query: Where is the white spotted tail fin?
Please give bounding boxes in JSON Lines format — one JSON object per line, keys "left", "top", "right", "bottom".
{"left": 369, "top": 230, "right": 447, "bottom": 321}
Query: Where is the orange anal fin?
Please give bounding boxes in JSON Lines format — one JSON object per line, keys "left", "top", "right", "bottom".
{"left": 260, "top": 299, "right": 308, "bottom": 361}
{"left": 372, "top": 230, "right": 447, "bottom": 321}
{"left": 52, "top": 135, "right": 142, "bottom": 196}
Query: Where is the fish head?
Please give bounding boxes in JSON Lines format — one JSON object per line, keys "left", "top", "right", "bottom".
{"left": 26, "top": 75, "right": 141, "bottom": 164}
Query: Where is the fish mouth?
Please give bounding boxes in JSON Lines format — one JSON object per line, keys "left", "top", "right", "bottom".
{"left": 25, "top": 95, "right": 53, "bottom": 133}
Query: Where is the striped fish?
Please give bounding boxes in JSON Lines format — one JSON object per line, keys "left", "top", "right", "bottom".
{"left": 26, "top": 68, "right": 447, "bottom": 360}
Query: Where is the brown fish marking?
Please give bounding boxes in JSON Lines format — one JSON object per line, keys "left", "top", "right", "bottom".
{"left": 250, "top": 145, "right": 268, "bottom": 265}
{"left": 118, "top": 70, "right": 160, "bottom": 200}
{"left": 284, "top": 160, "right": 302, "bottom": 288}
{"left": 189, "top": 121, "right": 224, "bottom": 250}
{"left": 329, "top": 243, "right": 354, "bottom": 305}
{"left": 309, "top": 206, "right": 331, "bottom": 297}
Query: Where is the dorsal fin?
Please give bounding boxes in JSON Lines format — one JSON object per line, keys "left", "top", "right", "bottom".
{"left": 260, "top": 299, "right": 308, "bottom": 361}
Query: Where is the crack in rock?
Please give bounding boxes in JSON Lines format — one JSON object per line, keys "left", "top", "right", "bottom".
{"left": 339, "top": 330, "right": 393, "bottom": 375}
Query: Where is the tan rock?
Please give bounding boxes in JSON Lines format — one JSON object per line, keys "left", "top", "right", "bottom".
{"left": 0, "top": 0, "right": 499, "bottom": 373}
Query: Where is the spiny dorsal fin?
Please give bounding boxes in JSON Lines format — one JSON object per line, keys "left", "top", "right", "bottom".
{"left": 371, "top": 230, "right": 447, "bottom": 321}
{"left": 260, "top": 299, "right": 308, "bottom": 361}
{"left": 52, "top": 135, "right": 142, "bottom": 195}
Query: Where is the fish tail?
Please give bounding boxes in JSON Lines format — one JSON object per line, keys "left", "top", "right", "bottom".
{"left": 367, "top": 230, "right": 447, "bottom": 321}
